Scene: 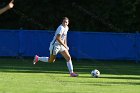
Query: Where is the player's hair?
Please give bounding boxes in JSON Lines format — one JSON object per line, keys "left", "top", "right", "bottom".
{"left": 62, "top": 17, "right": 69, "bottom": 22}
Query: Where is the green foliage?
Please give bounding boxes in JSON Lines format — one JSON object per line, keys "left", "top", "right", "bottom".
{"left": 0, "top": 0, "right": 140, "bottom": 32}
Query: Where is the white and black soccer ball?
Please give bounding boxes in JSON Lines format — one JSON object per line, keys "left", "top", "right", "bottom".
{"left": 91, "top": 69, "right": 100, "bottom": 78}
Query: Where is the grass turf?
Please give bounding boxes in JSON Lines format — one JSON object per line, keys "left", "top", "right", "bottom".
{"left": 0, "top": 58, "right": 140, "bottom": 93}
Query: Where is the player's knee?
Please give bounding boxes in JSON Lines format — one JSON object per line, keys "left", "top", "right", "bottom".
{"left": 66, "top": 56, "right": 71, "bottom": 62}
{"left": 48, "top": 58, "right": 55, "bottom": 63}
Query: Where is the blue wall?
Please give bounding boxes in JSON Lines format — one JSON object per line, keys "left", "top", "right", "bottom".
{"left": 0, "top": 30, "right": 140, "bottom": 61}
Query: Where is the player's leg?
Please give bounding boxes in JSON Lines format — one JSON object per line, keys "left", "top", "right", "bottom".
{"left": 33, "top": 54, "right": 56, "bottom": 64}
{"left": 60, "top": 49, "right": 78, "bottom": 77}
{"left": 33, "top": 44, "right": 58, "bottom": 64}
{"left": 33, "top": 55, "right": 49, "bottom": 64}
{"left": 48, "top": 44, "right": 60, "bottom": 62}
{"left": 48, "top": 54, "right": 56, "bottom": 62}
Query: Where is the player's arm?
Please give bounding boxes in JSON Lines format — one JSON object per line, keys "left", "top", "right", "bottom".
{"left": 0, "top": 2, "right": 14, "bottom": 15}
{"left": 56, "top": 34, "right": 69, "bottom": 50}
{"left": 64, "top": 35, "right": 69, "bottom": 50}
{"left": 64, "top": 35, "right": 67, "bottom": 45}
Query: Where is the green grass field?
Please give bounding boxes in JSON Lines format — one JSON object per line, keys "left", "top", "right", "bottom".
{"left": 0, "top": 58, "right": 140, "bottom": 93}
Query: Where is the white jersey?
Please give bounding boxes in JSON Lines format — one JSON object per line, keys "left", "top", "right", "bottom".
{"left": 51, "top": 24, "right": 69, "bottom": 45}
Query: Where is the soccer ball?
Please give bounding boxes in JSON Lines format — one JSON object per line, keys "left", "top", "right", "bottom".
{"left": 91, "top": 69, "right": 100, "bottom": 78}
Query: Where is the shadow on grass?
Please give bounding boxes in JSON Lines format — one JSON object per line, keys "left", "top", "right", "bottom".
{"left": 78, "top": 75, "right": 140, "bottom": 80}
{"left": 62, "top": 80, "right": 140, "bottom": 86}
{"left": 79, "top": 81, "right": 140, "bottom": 86}
{"left": 0, "top": 58, "right": 69, "bottom": 74}
{"left": 0, "top": 58, "right": 140, "bottom": 76}
{"left": 61, "top": 76, "right": 140, "bottom": 86}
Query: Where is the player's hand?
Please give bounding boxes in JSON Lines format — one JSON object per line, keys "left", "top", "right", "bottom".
{"left": 66, "top": 46, "right": 69, "bottom": 50}
{"left": 8, "top": 3, "right": 14, "bottom": 9}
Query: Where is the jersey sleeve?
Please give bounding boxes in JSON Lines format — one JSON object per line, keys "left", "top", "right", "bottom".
{"left": 55, "top": 26, "right": 64, "bottom": 36}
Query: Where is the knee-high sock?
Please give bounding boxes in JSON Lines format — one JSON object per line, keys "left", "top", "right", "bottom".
{"left": 38, "top": 57, "right": 49, "bottom": 62}
{"left": 67, "top": 60, "right": 73, "bottom": 73}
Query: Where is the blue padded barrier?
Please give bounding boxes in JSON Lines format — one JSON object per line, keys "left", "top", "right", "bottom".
{"left": 0, "top": 30, "right": 19, "bottom": 56}
{"left": 0, "top": 30, "right": 140, "bottom": 61}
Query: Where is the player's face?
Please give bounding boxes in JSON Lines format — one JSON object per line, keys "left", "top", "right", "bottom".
{"left": 62, "top": 19, "right": 69, "bottom": 27}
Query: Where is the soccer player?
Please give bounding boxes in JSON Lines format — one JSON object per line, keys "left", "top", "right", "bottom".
{"left": 33, "top": 17, "right": 78, "bottom": 77}
{"left": 0, "top": 1, "right": 14, "bottom": 15}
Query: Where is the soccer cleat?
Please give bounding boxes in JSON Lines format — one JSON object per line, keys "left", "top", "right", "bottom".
{"left": 33, "top": 55, "right": 39, "bottom": 64}
{"left": 70, "top": 72, "right": 78, "bottom": 77}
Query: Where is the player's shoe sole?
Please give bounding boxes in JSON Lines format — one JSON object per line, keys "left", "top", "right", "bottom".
{"left": 33, "top": 55, "right": 39, "bottom": 64}
{"left": 70, "top": 72, "right": 78, "bottom": 77}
